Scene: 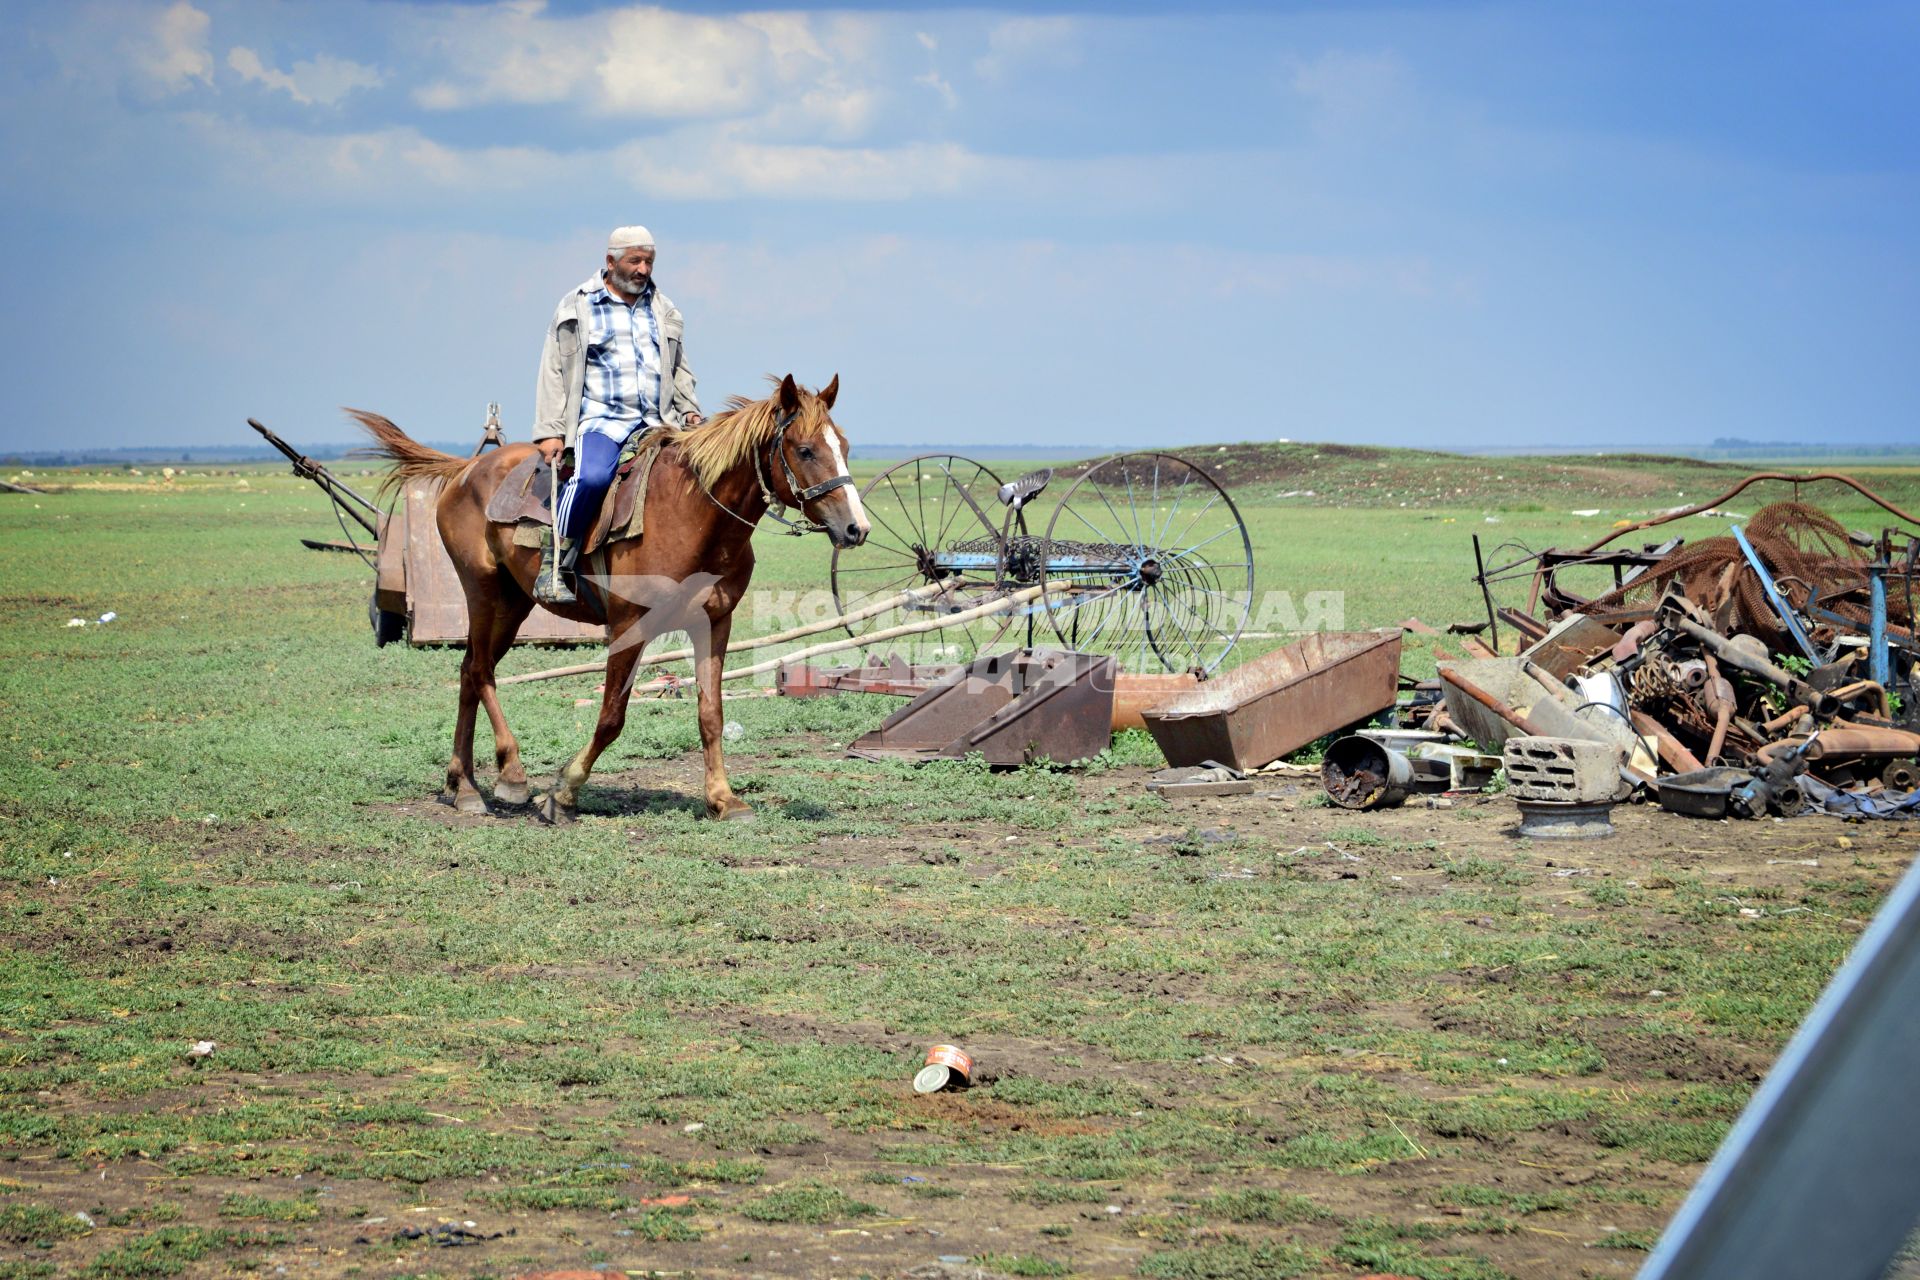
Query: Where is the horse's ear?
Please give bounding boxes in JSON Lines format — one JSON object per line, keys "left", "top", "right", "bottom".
{"left": 819, "top": 374, "right": 839, "bottom": 410}
{"left": 778, "top": 374, "right": 800, "bottom": 416}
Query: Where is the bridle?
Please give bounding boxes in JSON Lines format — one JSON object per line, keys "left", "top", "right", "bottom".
{"left": 701, "top": 409, "right": 854, "bottom": 537}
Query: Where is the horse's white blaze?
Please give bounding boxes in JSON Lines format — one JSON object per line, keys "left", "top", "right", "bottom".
{"left": 825, "top": 432, "right": 867, "bottom": 528}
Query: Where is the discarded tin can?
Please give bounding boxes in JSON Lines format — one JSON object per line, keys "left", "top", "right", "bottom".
{"left": 913, "top": 1044, "right": 973, "bottom": 1094}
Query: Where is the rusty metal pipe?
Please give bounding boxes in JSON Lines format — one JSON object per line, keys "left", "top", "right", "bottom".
{"left": 1669, "top": 616, "right": 1832, "bottom": 714}
{"left": 1610, "top": 618, "right": 1658, "bottom": 663}
{"left": 1701, "top": 654, "right": 1735, "bottom": 764}
{"left": 1757, "top": 727, "right": 1920, "bottom": 764}
{"left": 1705, "top": 701, "right": 1733, "bottom": 765}
{"left": 1826, "top": 680, "right": 1893, "bottom": 720}
{"left": 1761, "top": 704, "right": 1811, "bottom": 734}
{"left": 1439, "top": 668, "right": 1549, "bottom": 738}
{"left": 1630, "top": 709, "right": 1707, "bottom": 774}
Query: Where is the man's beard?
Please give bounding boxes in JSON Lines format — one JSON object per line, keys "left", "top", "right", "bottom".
{"left": 610, "top": 268, "right": 649, "bottom": 297}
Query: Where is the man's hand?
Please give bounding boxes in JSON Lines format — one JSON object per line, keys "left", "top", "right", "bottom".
{"left": 536, "top": 438, "right": 563, "bottom": 462}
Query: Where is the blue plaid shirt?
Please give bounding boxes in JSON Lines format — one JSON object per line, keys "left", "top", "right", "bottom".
{"left": 578, "top": 274, "right": 662, "bottom": 440}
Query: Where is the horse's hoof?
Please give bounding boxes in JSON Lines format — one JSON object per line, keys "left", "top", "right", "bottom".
{"left": 493, "top": 778, "right": 532, "bottom": 807}
{"left": 537, "top": 793, "right": 577, "bottom": 825}
{"left": 455, "top": 791, "right": 490, "bottom": 817}
{"left": 713, "top": 799, "right": 755, "bottom": 822}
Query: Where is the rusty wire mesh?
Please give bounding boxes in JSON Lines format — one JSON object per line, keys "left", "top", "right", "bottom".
{"left": 1584, "top": 502, "right": 1913, "bottom": 653}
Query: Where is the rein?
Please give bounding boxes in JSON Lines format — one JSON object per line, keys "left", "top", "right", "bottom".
{"left": 698, "top": 409, "right": 852, "bottom": 538}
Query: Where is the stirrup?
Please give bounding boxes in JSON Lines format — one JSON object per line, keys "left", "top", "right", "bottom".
{"left": 534, "top": 528, "right": 577, "bottom": 605}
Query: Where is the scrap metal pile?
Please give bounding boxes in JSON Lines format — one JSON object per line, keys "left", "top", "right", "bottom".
{"left": 1440, "top": 474, "right": 1920, "bottom": 823}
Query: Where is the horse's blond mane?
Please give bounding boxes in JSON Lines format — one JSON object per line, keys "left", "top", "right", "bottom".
{"left": 672, "top": 379, "right": 831, "bottom": 492}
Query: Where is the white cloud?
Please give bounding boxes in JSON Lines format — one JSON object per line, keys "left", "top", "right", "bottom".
{"left": 782, "top": 81, "right": 877, "bottom": 137}
{"left": 137, "top": 1, "right": 214, "bottom": 92}
{"left": 158, "top": 109, "right": 996, "bottom": 207}
{"left": 227, "top": 47, "right": 383, "bottom": 106}
{"left": 174, "top": 113, "right": 584, "bottom": 204}
{"left": 973, "top": 16, "right": 1080, "bottom": 81}
{"left": 916, "top": 70, "right": 957, "bottom": 110}
{"left": 623, "top": 132, "right": 989, "bottom": 201}
{"left": 408, "top": 0, "right": 879, "bottom": 123}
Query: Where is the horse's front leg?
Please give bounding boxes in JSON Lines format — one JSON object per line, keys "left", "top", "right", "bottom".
{"left": 698, "top": 608, "right": 752, "bottom": 821}
{"left": 542, "top": 607, "right": 651, "bottom": 823}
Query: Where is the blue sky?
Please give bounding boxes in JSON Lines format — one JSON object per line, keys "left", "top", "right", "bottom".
{"left": 1, "top": 1, "right": 1914, "bottom": 452}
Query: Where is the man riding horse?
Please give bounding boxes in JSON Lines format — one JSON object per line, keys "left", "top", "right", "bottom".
{"left": 532, "top": 224, "right": 703, "bottom": 604}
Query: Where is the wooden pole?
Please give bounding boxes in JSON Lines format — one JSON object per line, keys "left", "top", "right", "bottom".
{"left": 501, "top": 580, "right": 978, "bottom": 686}
{"left": 719, "top": 582, "right": 1060, "bottom": 684}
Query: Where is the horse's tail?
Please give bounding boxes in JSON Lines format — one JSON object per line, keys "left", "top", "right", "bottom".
{"left": 347, "top": 409, "right": 473, "bottom": 497}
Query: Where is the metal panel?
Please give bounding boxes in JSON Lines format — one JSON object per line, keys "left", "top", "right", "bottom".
{"left": 399, "top": 479, "right": 604, "bottom": 648}
{"left": 374, "top": 512, "right": 406, "bottom": 616}
{"left": 1637, "top": 853, "right": 1920, "bottom": 1280}
{"left": 849, "top": 649, "right": 1116, "bottom": 767}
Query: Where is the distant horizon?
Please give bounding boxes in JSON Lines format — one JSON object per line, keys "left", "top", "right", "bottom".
{"left": 9, "top": 436, "right": 1919, "bottom": 469}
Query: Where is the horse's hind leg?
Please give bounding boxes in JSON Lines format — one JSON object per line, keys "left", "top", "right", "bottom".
{"left": 445, "top": 624, "right": 489, "bottom": 815}
{"left": 481, "top": 580, "right": 536, "bottom": 806}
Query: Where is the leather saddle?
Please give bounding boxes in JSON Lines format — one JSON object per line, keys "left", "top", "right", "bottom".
{"left": 486, "top": 448, "right": 651, "bottom": 554}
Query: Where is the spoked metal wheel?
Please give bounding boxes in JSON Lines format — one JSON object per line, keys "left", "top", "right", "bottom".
{"left": 829, "top": 454, "right": 1026, "bottom": 664}
{"left": 1041, "top": 452, "right": 1253, "bottom": 674}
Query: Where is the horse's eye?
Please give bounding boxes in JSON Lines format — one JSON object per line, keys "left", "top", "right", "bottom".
{"left": 798, "top": 446, "right": 815, "bottom": 461}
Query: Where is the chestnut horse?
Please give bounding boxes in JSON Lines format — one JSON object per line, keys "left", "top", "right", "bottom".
{"left": 353, "top": 374, "right": 868, "bottom": 822}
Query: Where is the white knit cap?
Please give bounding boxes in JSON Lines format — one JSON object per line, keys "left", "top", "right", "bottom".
{"left": 607, "top": 225, "right": 655, "bottom": 252}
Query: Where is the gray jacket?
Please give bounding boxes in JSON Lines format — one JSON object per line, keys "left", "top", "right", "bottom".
{"left": 531, "top": 274, "right": 700, "bottom": 445}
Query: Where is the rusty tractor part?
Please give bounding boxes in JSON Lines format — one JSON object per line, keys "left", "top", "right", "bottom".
{"left": 1140, "top": 629, "right": 1403, "bottom": 772}
{"left": 1884, "top": 758, "right": 1920, "bottom": 791}
{"left": 1754, "top": 728, "right": 1920, "bottom": 789}
{"left": 848, "top": 649, "right": 1117, "bottom": 767}
{"left": 1321, "top": 735, "right": 1413, "bottom": 810}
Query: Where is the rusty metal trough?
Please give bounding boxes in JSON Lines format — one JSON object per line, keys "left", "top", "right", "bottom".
{"left": 1139, "top": 629, "right": 1403, "bottom": 771}
{"left": 848, "top": 649, "right": 1116, "bottom": 767}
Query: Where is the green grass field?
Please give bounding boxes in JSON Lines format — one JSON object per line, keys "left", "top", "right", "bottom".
{"left": 3, "top": 450, "right": 1916, "bottom": 1278}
